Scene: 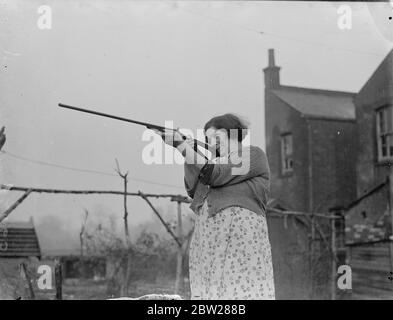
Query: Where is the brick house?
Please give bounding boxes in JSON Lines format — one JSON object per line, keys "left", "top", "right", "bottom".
{"left": 264, "top": 48, "right": 359, "bottom": 299}
{"left": 343, "top": 49, "right": 393, "bottom": 299}
{"left": 264, "top": 48, "right": 393, "bottom": 299}
{"left": 264, "top": 48, "right": 357, "bottom": 214}
{"left": 354, "top": 50, "right": 393, "bottom": 197}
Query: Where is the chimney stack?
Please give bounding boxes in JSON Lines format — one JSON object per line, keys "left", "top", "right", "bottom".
{"left": 263, "top": 49, "right": 280, "bottom": 89}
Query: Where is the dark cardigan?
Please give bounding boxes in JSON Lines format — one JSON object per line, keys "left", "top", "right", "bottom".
{"left": 184, "top": 145, "right": 270, "bottom": 217}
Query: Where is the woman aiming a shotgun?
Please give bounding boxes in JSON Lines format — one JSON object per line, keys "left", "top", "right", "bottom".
{"left": 154, "top": 113, "right": 275, "bottom": 300}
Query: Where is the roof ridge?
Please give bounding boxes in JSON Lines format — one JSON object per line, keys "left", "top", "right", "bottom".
{"left": 271, "top": 86, "right": 356, "bottom": 120}
{"left": 278, "top": 85, "right": 356, "bottom": 96}
{"left": 0, "top": 220, "right": 35, "bottom": 229}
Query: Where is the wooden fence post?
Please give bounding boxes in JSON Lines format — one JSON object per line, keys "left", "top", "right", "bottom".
{"left": 310, "top": 214, "right": 315, "bottom": 299}
{"left": 331, "top": 217, "right": 337, "bottom": 300}
{"left": 388, "top": 171, "right": 393, "bottom": 271}
{"left": 175, "top": 200, "right": 183, "bottom": 295}
{"left": 55, "top": 259, "right": 63, "bottom": 300}
{"left": 20, "top": 262, "right": 35, "bottom": 300}
{"left": 114, "top": 159, "right": 132, "bottom": 297}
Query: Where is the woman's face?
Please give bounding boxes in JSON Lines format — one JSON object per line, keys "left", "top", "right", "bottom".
{"left": 205, "top": 127, "right": 229, "bottom": 157}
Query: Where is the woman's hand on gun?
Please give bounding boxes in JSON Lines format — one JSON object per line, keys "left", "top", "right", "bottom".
{"left": 152, "top": 128, "right": 188, "bottom": 148}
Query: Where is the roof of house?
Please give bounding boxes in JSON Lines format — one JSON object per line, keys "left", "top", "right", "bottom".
{"left": 357, "top": 49, "right": 393, "bottom": 96}
{"left": 0, "top": 220, "right": 41, "bottom": 258}
{"left": 42, "top": 248, "right": 81, "bottom": 257}
{"left": 272, "top": 85, "right": 356, "bottom": 120}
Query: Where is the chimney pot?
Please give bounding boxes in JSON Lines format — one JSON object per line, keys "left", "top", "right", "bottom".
{"left": 268, "top": 49, "right": 275, "bottom": 67}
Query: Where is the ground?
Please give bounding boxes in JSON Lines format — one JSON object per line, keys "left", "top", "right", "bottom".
{"left": 35, "top": 277, "right": 191, "bottom": 300}
{"left": 0, "top": 258, "right": 190, "bottom": 300}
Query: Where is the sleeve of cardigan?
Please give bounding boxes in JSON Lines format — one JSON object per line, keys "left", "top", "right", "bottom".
{"left": 184, "top": 163, "right": 201, "bottom": 198}
{"left": 202, "top": 146, "right": 270, "bottom": 187}
{"left": 245, "top": 175, "right": 270, "bottom": 211}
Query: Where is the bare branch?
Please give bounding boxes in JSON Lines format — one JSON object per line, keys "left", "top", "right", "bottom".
{"left": 267, "top": 207, "right": 339, "bottom": 219}
{"left": 0, "top": 184, "right": 191, "bottom": 203}
{"left": 138, "top": 190, "right": 181, "bottom": 247}
{"left": 0, "top": 189, "right": 32, "bottom": 223}
{"left": 0, "top": 126, "right": 6, "bottom": 151}
{"left": 303, "top": 215, "right": 339, "bottom": 263}
{"left": 114, "top": 159, "right": 131, "bottom": 245}
{"left": 114, "top": 158, "right": 129, "bottom": 180}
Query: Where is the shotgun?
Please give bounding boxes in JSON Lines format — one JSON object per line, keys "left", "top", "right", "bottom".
{"left": 58, "top": 103, "right": 218, "bottom": 158}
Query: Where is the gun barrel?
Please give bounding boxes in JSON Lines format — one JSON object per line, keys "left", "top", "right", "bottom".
{"left": 58, "top": 103, "right": 167, "bottom": 131}
{"left": 58, "top": 103, "right": 217, "bottom": 156}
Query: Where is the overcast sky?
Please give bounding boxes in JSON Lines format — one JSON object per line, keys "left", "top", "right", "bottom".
{"left": 0, "top": 1, "right": 392, "bottom": 250}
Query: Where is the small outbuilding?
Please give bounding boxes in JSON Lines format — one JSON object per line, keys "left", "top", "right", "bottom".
{"left": 0, "top": 219, "right": 41, "bottom": 299}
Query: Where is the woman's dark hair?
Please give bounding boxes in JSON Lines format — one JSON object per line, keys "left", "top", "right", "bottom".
{"left": 204, "top": 113, "right": 249, "bottom": 142}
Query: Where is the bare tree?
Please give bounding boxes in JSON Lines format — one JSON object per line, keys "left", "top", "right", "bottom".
{"left": 114, "top": 159, "right": 130, "bottom": 246}
{"left": 80, "top": 209, "right": 89, "bottom": 257}
{"left": 0, "top": 126, "right": 5, "bottom": 151}
{"left": 114, "top": 159, "right": 132, "bottom": 297}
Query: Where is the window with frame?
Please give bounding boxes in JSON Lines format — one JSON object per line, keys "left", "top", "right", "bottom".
{"left": 281, "top": 133, "right": 293, "bottom": 174}
{"left": 376, "top": 105, "right": 393, "bottom": 162}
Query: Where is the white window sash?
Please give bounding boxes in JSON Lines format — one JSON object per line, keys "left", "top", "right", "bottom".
{"left": 376, "top": 106, "right": 393, "bottom": 161}
{"left": 281, "top": 134, "right": 293, "bottom": 173}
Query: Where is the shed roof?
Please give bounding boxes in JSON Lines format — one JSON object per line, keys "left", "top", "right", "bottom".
{"left": 0, "top": 221, "right": 41, "bottom": 258}
{"left": 272, "top": 86, "right": 356, "bottom": 120}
